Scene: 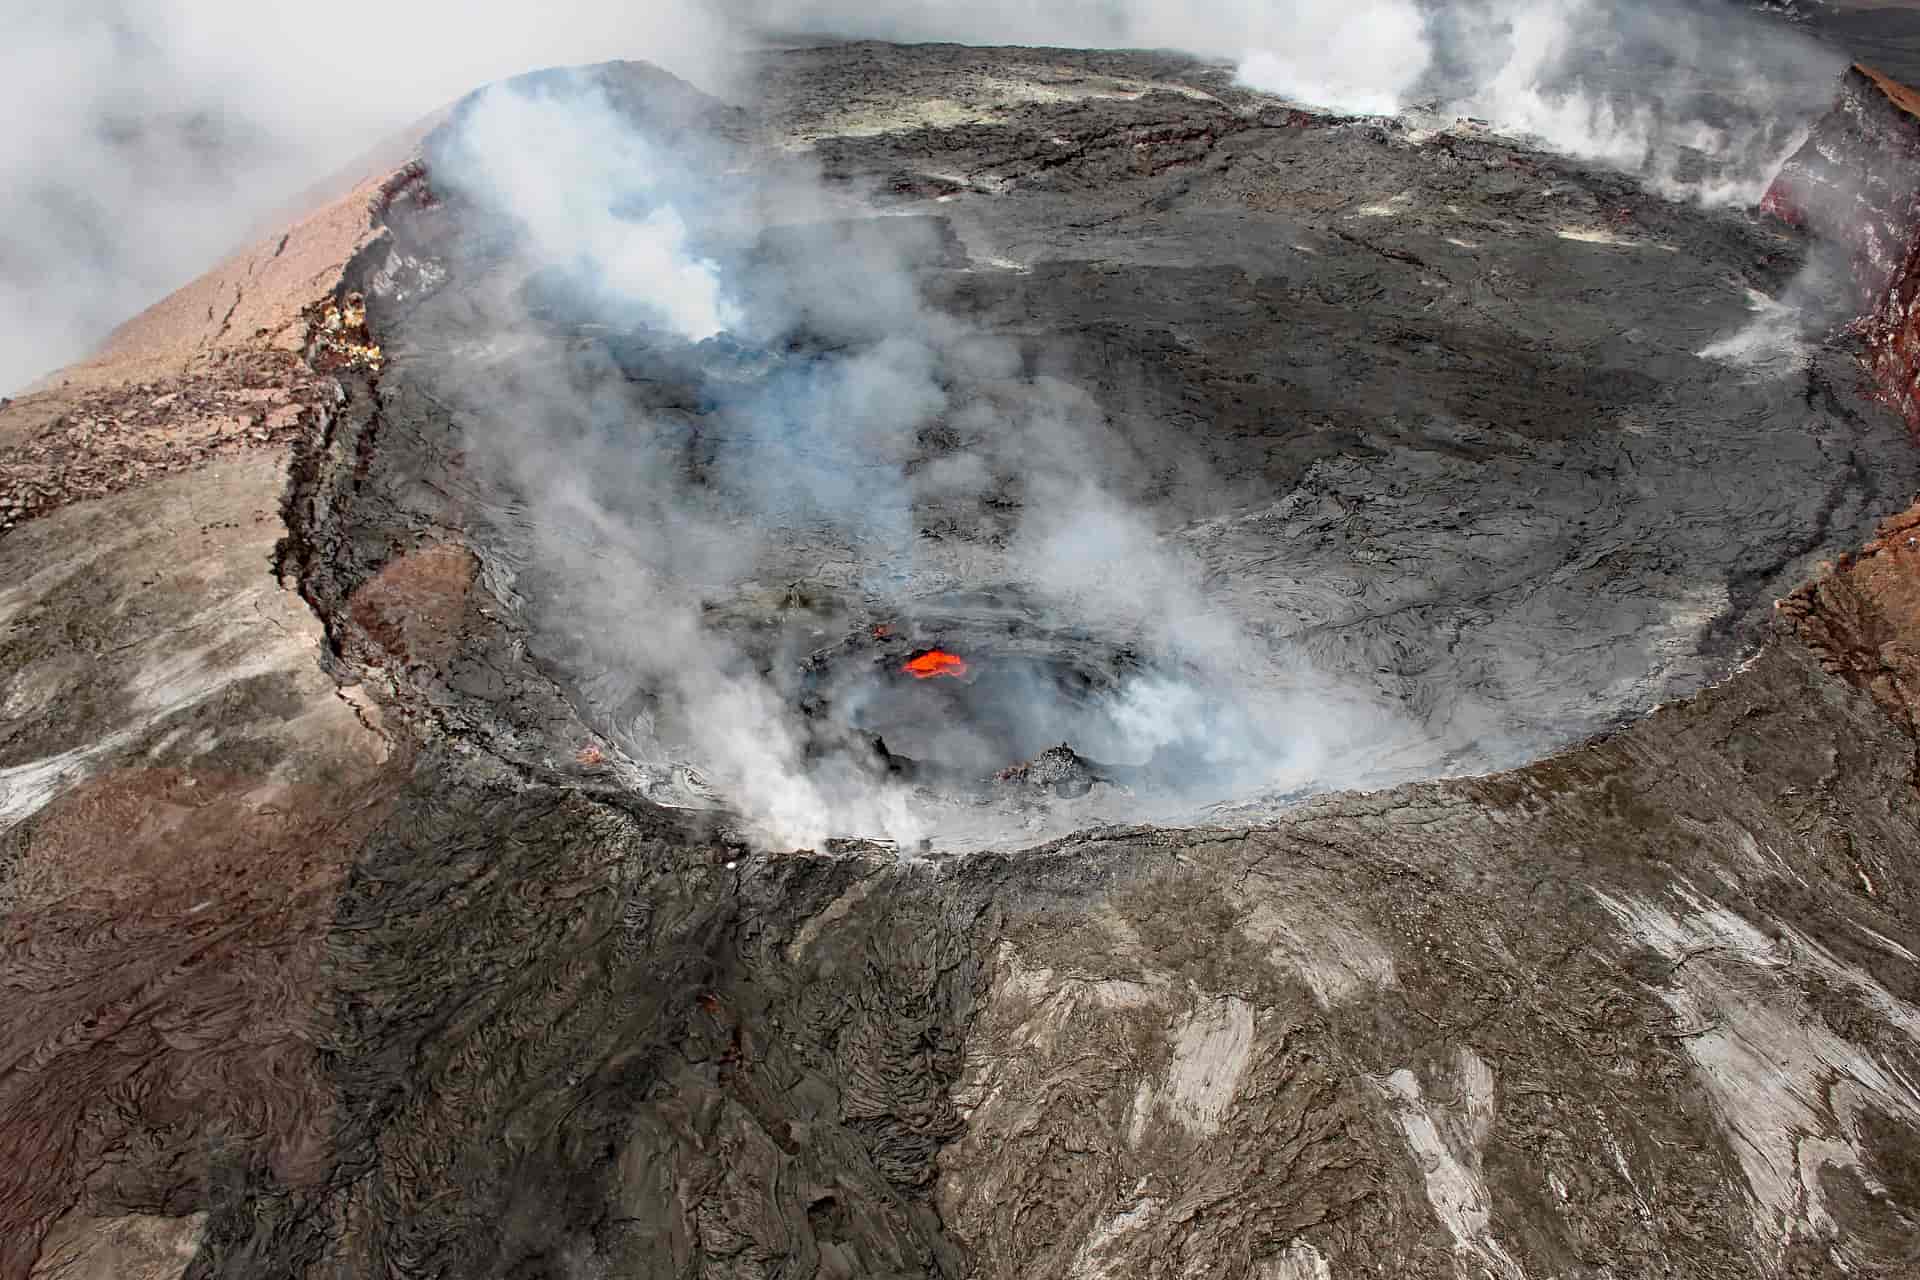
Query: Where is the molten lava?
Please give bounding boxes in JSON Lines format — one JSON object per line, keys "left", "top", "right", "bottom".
{"left": 902, "top": 649, "right": 969, "bottom": 680}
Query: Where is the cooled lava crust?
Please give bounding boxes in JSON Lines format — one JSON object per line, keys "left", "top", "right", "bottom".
{"left": 290, "top": 52, "right": 1920, "bottom": 839}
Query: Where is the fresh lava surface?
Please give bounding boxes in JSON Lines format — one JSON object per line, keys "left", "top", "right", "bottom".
{"left": 902, "top": 649, "right": 969, "bottom": 680}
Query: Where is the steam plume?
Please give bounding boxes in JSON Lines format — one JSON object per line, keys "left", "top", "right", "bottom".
{"left": 425, "top": 70, "right": 1407, "bottom": 847}
{"left": 3, "top": 0, "right": 1849, "bottom": 393}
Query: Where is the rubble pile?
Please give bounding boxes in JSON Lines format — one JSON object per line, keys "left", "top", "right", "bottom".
{"left": 0, "top": 348, "right": 330, "bottom": 533}
{"left": 995, "top": 743, "right": 1104, "bottom": 797}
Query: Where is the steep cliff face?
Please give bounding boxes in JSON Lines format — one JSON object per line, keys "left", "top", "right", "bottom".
{"left": 1764, "top": 63, "right": 1920, "bottom": 433}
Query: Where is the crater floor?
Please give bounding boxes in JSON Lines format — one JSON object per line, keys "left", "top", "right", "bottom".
{"left": 315, "top": 47, "right": 1917, "bottom": 842}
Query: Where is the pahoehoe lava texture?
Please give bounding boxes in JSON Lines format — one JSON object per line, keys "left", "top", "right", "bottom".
{"left": 13, "top": 38, "right": 1920, "bottom": 1280}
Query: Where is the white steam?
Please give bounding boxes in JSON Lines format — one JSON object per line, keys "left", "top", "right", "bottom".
{"left": 433, "top": 73, "right": 1406, "bottom": 847}
{"left": 1436, "top": 0, "right": 1840, "bottom": 207}
{"left": 439, "top": 88, "right": 736, "bottom": 339}
{"left": 733, "top": 0, "right": 1434, "bottom": 116}
{"left": 733, "top": 0, "right": 1840, "bottom": 203}
{"left": 1699, "top": 223, "right": 1856, "bottom": 370}
{"left": 3, "top": 0, "right": 1849, "bottom": 392}
{"left": 0, "top": 0, "right": 734, "bottom": 395}
{"left": 1230, "top": 0, "right": 1433, "bottom": 117}
{"left": 435, "top": 78, "right": 950, "bottom": 848}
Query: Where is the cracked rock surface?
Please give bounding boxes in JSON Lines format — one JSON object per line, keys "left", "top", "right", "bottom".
{"left": 6, "top": 39, "right": 1920, "bottom": 1280}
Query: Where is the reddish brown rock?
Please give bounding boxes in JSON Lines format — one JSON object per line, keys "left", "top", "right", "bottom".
{"left": 1778, "top": 496, "right": 1920, "bottom": 741}
{"left": 0, "top": 115, "right": 425, "bottom": 1272}
{"left": 347, "top": 543, "right": 481, "bottom": 670}
{"left": 0, "top": 350, "right": 334, "bottom": 531}
{"left": 0, "top": 765, "right": 397, "bottom": 1277}
{"left": 1762, "top": 65, "right": 1920, "bottom": 257}
{"left": 0, "top": 451, "right": 395, "bottom": 1274}
{"left": 0, "top": 119, "right": 435, "bottom": 536}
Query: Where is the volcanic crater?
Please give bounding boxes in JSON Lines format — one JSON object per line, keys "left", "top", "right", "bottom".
{"left": 293, "top": 45, "right": 1920, "bottom": 851}
{"left": 12, "top": 21, "right": 1920, "bottom": 1280}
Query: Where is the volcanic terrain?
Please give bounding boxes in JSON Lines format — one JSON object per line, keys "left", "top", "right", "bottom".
{"left": 8, "top": 22, "right": 1920, "bottom": 1280}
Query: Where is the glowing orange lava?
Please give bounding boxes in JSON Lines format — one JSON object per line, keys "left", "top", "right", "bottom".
{"left": 902, "top": 649, "right": 969, "bottom": 680}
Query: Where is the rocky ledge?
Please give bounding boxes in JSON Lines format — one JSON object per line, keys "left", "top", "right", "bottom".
{"left": 1765, "top": 62, "right": 1920, "bottom": 435}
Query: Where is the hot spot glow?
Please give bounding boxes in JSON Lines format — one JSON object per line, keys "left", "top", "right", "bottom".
{"left": 902, "top": 649, "right": 968, "bottom": 680}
